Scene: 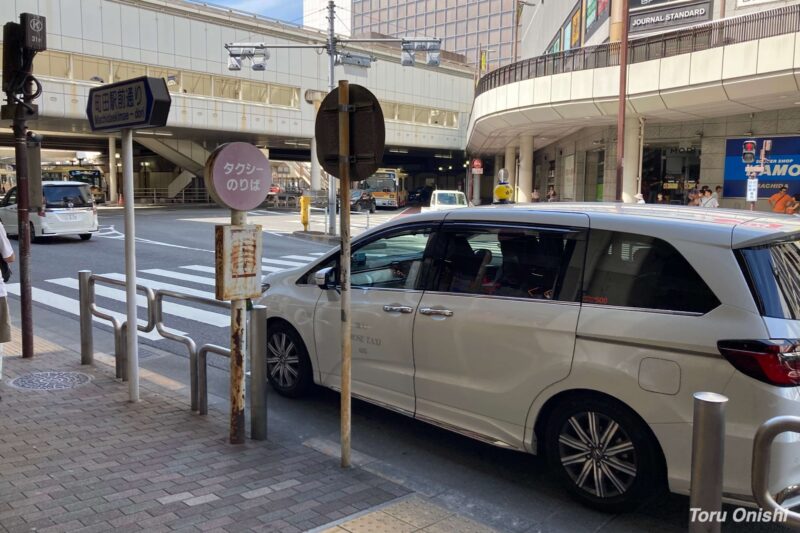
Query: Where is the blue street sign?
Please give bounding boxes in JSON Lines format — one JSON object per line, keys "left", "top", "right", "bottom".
{"left": 724, "top": 136, "right": 800, "bottom": 198}
{"left": 86, "top": 76, "right": 171, "bottom": 132}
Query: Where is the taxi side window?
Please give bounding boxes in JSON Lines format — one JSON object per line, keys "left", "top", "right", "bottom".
{"left": 302, "top": 226, "right": 434, "bottom": 290}
{"left": 582, "top": 230, "right": 719, "bottom": 313}
{"left": 426, "top": 226, "right": 585, "bottom": 301}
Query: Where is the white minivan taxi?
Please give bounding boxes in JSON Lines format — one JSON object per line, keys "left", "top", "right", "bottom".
{"left": 0, "top": 182, "right": 98, "bottom": 241}
{"left": 258, "top": 203, "right": 800, "bottom": 512}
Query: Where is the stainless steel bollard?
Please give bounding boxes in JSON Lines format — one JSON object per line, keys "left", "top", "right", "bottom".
{"left": 78, "top": 270, "right": 93, "bottom": 365}
{"left": 249, "top": 305, "right": 267, "bottom": 440}
{"left": 689, "top": 392, "right": 728, "bottom": 533}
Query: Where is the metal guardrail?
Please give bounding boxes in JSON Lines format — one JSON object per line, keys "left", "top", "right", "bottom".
{"left": 131, "top": 187, "right": 213, "bottom": 204}
{"left": 78, "top": 269, "right": 267, "bottom": 440}
{"left": 476, "top": 4, "right": 800, "bottom": 97}
{"left": 752, "top": 416, "right": 800, "bottom": 527}
{"left": 79, "top": 271, "right": 156, "bottom": 380}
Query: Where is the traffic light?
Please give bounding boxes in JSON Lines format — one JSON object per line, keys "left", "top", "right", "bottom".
{"left": 742, "top": 140, "right": 757, "bottom": 164}
{"left": 2, "top": 14, "right": 46, "bottom": 96}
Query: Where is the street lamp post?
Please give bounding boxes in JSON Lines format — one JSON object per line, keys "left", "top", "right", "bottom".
{"left": 224, "top": 1, "right": 441, "bottom": 236}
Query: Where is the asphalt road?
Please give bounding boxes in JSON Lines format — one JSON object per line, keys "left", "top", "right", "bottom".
{"left": 6, "top": 206, "right": 792, "bottom": 533}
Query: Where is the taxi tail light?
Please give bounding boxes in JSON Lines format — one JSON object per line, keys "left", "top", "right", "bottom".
{"left": 718, "top": 339, "right": 800, "bottom": 387}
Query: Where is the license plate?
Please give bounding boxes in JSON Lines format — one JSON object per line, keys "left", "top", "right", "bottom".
{"left": 62, "top": 214, "right": 78, "bottom": 222}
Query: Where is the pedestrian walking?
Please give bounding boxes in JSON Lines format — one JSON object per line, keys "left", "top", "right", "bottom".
{"left": 699, "top": 189, "right": 719, "bottom": 208}
{"left": 0, "top": 220, "right": 14, "bottom": 401}
{"left": 634, "top": 193, "right": 646, "bottom": 204}
{"left": 769, "top": 186, "right": 792, "bottom": 213}
{"left": 546, "top": 185, "right": 558, "bottom": 202}
{"left": 531, "top": 188, "right": 540, "bottom": 202}
{"left": 784, "top": 194, "right": 800, "bottom": 215}
{"left": 713, "top": 186, "right": 722, "bottom": 200}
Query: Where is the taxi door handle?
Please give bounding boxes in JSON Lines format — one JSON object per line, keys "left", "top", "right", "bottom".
{"left": 419, "top": 307, "right": 453, "bottom": 317}
{"left": 383, "top": 305, "right": 413, "bottom": 314}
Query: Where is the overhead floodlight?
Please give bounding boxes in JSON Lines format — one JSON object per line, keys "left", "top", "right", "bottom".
{"left": 336, "top": 52, "right": 372, "bottom": 68}
{"left": 251, "top": 55, "right": 267, "bottom": 71}
{"left": 227, "top": 56, "right": 242, "bottom": 71}
{"left": 401, "top": 49, "right": 415, "bottom": 67}
{"left": 426, "top": 51, "right": 440, "bottom": 67}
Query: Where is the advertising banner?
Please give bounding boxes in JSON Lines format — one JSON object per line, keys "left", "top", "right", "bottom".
{"left": 723, "top": 137, "right": 800, "bottom": 198}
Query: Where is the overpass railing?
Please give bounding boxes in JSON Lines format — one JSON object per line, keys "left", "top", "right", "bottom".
{"left": 476, "top": 4, "right": 800, "bottom": 97}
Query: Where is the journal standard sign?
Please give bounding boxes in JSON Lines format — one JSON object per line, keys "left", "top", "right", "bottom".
{"left": 205, "top": 142, "right": 272, "bottom": 211}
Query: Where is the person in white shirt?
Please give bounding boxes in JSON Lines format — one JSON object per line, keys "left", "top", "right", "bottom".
{"left": 0, "top": 221, "right": 15, "bottom": 400}
{"left": 634, "top": 193, "right": 646, "bottom": 204}
{"left": 700, "top": 189, "right": 719, "bottom": 208}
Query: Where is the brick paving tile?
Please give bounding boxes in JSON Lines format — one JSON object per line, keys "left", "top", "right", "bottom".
{"left": 0, "top": 331, "right": 412, "bottom": 533}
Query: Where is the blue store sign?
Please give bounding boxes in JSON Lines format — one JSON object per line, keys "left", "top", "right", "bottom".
{"left": 723, "top": 137, "right": 800, "bottom": 198}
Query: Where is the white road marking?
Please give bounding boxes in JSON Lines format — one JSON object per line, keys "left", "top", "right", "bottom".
{"left": 310, "top": 252, "right": 326, "bottom": 256}
{"left": 6, "top": 285, "right": 183, "bottom": 340}
{"left": 47, "top": 278, "right": 227, "bottom": 328}
{"left": 261, "top": 258, "right": 306, "bottom": 267}
{"left": 141, "top": 269, "right": 216, "bottom": 286}
{"left": 281, "top": 255, "right": 319, "bottom": 262}
{"left": 103, "top": 273, "right": 215, "bottom": 300}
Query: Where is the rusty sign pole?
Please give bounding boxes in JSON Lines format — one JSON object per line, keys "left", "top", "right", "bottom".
{"left": 338, "top": 80, "right": 352, "bottom": 468}
{"left": 230, "top": 208, "right": 247, "bottom": 445}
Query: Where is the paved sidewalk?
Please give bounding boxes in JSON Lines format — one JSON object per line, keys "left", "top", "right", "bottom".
{"left": 0, "top": 327, "right": 500, "bottom": 532}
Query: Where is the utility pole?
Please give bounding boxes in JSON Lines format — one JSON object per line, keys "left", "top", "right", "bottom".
{"left": 224, "top": 3, "right": 441, "bottom": 237}
{"left": 615, "top": 0, "right": 629, "bottom": 202}
{"left": 2, "top": 13, "right": 46, "bottom": 359}
{"left": 326, "top": 1, "right": 337, "bottom": 236}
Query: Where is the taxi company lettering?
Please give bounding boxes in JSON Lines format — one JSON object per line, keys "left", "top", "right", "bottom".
{"left": 91, "top": 83, "right": 145, "bottom": 127}
{"left": 222, "top": 162, "right": 265, "bottom": 192}
{"left": 632, "top": 7, "right": 706, "bottom": 27}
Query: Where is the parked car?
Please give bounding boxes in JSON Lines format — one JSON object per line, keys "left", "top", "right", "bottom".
{"left": 0, "top": 182, "right": 98, "bottom": 242}
{"left": 338, "top": 190, "right": 377, "bottom": 213}
{"left": 258, "top": 203, "right": 800, "bottom": 512}
{"left": 408, "top": 186, "right": 425, "bottom": 204}
{"left": 420, "top": 190, "right": 468, "bottom": 212}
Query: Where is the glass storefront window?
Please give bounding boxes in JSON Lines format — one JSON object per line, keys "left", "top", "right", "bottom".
{"left": 113, "top": 61, "right": 146, "bottom": 82}
{"left": 148, "top": 67, "right": 181, "bottom": 92}
{"left": 182, "top": 72, "right": 211, "bottom": 96}
{"left": 397, "top": 104, "right": 414, "bottom": 122}
{"left": 414, "top": 107, "right": 430, "bottom": 124}
{"left": 33, "top": 50, "right": 70, "bottom": 78}
{"left": 213, "top": 77, "right": 240, "bottom": 100}
{"left": 241, "top": 80, "right": 268, "bottom": 103}
{"left": 73, "top": 56, "right": 110, "bottom": 83}
{"left": 268, "top": 85, "right": 298, "bottom": 108}
{"left": 381, "top": 102, "right": 398, "bottom": 120}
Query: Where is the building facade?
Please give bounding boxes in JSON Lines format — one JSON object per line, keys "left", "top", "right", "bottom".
{"left": 469, "top": 0, "right": 800, "bottom": 210}
{"left": 351, "top": 0, "right": 517, "bottom": 68}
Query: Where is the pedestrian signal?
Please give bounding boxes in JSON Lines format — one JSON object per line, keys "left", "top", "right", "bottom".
{"left": 742, "top": 140, "right": 757, "bottom": 164}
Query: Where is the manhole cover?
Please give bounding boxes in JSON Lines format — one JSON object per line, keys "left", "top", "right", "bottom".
{"left": 10, "top": 372, "right": 92, "bottom": 390}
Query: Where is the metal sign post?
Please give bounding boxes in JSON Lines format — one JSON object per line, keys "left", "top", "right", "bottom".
{"left": 87, "top": 76, "right": 171, "bottom": 402}
{"left": 205, "top": 142, "right": 271, "bottom": 444}
{"left": 315, "top": 82, "right": 384, "bottom": 468}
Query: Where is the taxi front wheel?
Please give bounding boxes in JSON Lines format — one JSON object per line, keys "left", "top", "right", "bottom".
{"left": 266, "top": 321, "right": 313, "bottom": 398}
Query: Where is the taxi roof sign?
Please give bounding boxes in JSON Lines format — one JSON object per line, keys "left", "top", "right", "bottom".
{"left": 86, "top": 76, "right": 171, "bottom": 132}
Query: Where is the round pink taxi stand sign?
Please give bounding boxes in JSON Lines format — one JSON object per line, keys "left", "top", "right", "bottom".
{"left": 204, "top": 142, "right": 272, "bottom": 211}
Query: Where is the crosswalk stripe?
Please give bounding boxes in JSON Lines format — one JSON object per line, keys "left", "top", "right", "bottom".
{"left": 310, "top": 252, "right": 325, "bottom": 256}
{"left": 141, "top": 269, "right": 215, "bottom": 287}
{"left": 261, "top": 258, "right": 307, "bottom": 268}
{"left": 47, "top": 278, "right": 228, "bottom": 328}
{"left": 102, "top": 273, "right": 215, "bottom": 300}
{"left": 281, "top": 255, "right": 319, "bottom": 262}
{"left": 181, "top": 264, "right": 284, "bottom": 275}
{"left": 6, "top": 285, "right": 184, "bottom": 340}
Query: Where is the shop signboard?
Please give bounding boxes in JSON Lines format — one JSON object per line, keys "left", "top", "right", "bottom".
{"left": 723, "top": 137, "right": 800, "bottom": 198}
{"left": 630, "top": 0, "right": 693, "bottom": 10}
{"left": 585, "top": 0, "right": 611, "bottom": 42}
{"left": 629, "top": 1, "right": 711, "bottom": 34}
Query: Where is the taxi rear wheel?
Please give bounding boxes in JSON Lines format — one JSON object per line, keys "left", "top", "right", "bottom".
{"left": 79, "top": 234, "right": 92, "bottom": 241}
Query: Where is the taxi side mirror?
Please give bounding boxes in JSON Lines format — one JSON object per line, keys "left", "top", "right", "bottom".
{"left": 314, "top": 267, "right": 336, "bottom": 290}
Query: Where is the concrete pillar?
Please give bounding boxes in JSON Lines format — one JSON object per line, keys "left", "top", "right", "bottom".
{"left": 610, "top": 0, "right": 625, "bottom": 42}
{"left": 108, "top": 136, "right": 118, "bottom": 203}
{"left": 622, "top": 116, "right": 640, "bottom": 203}
{"left": 310, "top": 136, "right": 321, "bottom": 191}
{"left": 504, "top": 144, "right": 516, "bottom": 189}
{"left": 472, "top": 173, "right": 481, "bottom": 205}
{"left": 518, "top": 135, "right": 534, "bottom": 202}
{"left": 494, "top": 154, "right": 504, "bottom": 178}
